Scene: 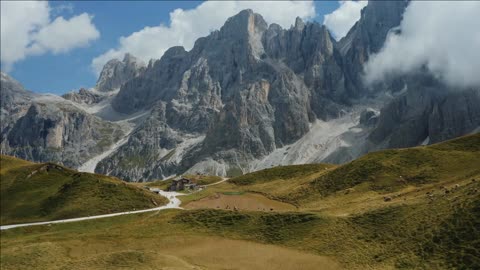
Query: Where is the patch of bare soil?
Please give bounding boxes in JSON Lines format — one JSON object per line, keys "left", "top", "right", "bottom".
{"left": 184, "top": 193, "right": 296, "bottom": 212}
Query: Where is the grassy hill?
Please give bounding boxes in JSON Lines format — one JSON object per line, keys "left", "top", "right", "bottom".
{"left": 2, "top": 178, "right": 478, "bottom": 269}
{"left": 230, "top": 164, "right": 336, "bottom": 186}
{"left": 0, "top": 155, "right": 167, "bottom": 225}
{"left": 228, "top": 134, "right": 480, "bottom": 206}
{"left": 309, "top": 134, "right": 480, "bottom": 196}
{"left": 1, "top": 134, "right": 479, "bottom": 269}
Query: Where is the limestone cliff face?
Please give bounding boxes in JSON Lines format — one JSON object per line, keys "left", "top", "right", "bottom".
{"left": 97, "top": 5, "right": 479, "bottom": 180}
{"left": 1, "top": 73, "right": 125, "bottom": 168}
{"left": 100, "top": 10, "right": 329, "bottom": 179}
{"left": 62, "top": 88, "right": 106, "bottom": 105}
{"left": 4, "top": 101, "right": 125, "bottom": 168}
{"left": 369, "top": 76, "right": 480, "bottom": 149}
{"left": 0, "top": 73, "right": 33, "bottom": 145}
{"left": 96, "top": 53, "right": 145, "bottom": 92}
{"left": 3, "top": 3, "right": 478, "bottom": 181}
{"left": 338, "top": 0, "right": 409, "bottom": 97}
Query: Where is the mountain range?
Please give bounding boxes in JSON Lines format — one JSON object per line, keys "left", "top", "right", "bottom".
{"left": 1, "top": 0, "right": 479, "bottom": 182}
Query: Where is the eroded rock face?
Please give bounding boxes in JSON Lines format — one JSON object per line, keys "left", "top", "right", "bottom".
{"left": 369, "top": 77, "right": 480, "bottom": 148}
{"left": 100, "top": 10, "right": 329, "bottom": 178}
{"left": 98, "top": 5, "right": 479, "bottom": 180}
{"left": 3, "top": 3, "right": 478, "bottom": 181}
{"left": 338, "top": 0, "right": 409, "bottom": 97}
{"left": 1, "top": 73, "right": 125, "bottom": 168}
{"left": 96, "top": 102, "right": 187, "bottom": 181}
{"left": 1, "top": 73, "right": 33, "bottom": 146}
{"left": 5, "top": 101, "right": 125, "bottom": 168}
{"left": 62, "top": 88, "right": 106, "bottom": 105}
{"left": 96, "top": 53, "right": 146, "bottom": 92}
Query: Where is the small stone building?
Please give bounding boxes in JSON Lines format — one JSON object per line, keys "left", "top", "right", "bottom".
{"left": 168, "top": 178, "right": 192, "bottom": 191}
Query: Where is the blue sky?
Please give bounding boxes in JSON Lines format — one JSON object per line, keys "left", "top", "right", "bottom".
{"left": 2, "top": 1, "right": 344, "bottom": 94}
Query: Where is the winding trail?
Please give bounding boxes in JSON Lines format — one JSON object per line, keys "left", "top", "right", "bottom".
{"left": 205, "top": 177, "right": 230, "bottom": 187}
{"left": 0, "top": 178, "right": 230, "bottom": 231}
{"left": 0, "top": 190, "right": 184, "bottom": 231}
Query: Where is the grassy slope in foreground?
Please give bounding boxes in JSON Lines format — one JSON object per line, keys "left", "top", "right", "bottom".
{"left": 0, "top": 155, "right": 167, "bottom": 225}
{"left": 1, "top": 179, "right": 478, "bottom": 269}
{"left": 228, "top": 134, "right": 480, "bottom": 205}
{"left": 1, "top": 134, "right": 479, "bottom": 269}
{"left": 306, "top": 133, "right": 480, "bottom": 197}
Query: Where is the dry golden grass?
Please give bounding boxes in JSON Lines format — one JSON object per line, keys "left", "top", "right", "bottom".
{"left": 184, "top": 192, "right": 296, "bottom": 212}
{"left": 2, "top": 134, "right": 479, "bottom": 269}
{"left": 0, "top": 211, "right": 340, "bottom": 270}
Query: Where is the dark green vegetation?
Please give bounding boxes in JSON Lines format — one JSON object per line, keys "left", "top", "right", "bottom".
{"left": 174, "top": 210, "right": 320, "bottom": 243}
{"left": 346, "top": 186, "right": 480, "bottom": 269}
{"left": 0, "top": 155, "right": 167, "bottom": 225}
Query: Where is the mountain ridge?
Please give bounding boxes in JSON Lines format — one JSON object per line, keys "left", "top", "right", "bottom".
{"left": 1, "top": 2, "right": 479, "bottom": 181}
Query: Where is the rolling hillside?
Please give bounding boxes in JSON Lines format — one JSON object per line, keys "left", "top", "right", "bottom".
{"left": 1, "top": 134, "right": 479, "bottom": 269}
{"left": 228, "top": 133, "right": 480, "bottom": 206}
{"left": 0, "top": 155, "right": 167, "bottom": 225}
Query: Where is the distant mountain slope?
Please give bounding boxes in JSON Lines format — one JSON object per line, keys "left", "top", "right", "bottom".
{"left": 0, "top": 73, "right": 127, "bottom": 168}
{"left": 96, "top": 4, "right": 479, "bottom": 180}
{"left": 0, "top": 155, "right": 166, "bottom": 225}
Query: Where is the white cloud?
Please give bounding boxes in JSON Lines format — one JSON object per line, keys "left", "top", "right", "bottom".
{"left": 364, "top": 1, "right": 480, "bottom": 88}
{"left": 0, "top": 1, "right": 99, "bottom": 71}
{"left": 30, "top": 14, "right": 100, "bottom": 55}
{"left": 92, "top": 1, "right": 316, "bottom": 74}
{"left": 323, "top": 1, "right": 368, "bottom": 41}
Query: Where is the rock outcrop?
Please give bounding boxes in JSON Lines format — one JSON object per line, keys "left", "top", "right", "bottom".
{"left": 96, "top": 53, "right": 146, "bottom": 92}
{"left": 370, "top": 81, "right": 480, "bottom": 148}
{"left": 62, "top": 88, "right": 106, "bottom": 105}
{"left": 1, "top": 73, "right": 125, "bottom": 168}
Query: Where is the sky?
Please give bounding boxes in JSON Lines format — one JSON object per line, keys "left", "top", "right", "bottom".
{"left": 1, "top": 1, "right": 369, "bottom": 94}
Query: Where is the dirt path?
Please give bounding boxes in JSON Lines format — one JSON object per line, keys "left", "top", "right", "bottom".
{"left": 0, "top": 190, "right": 184, "bottom": 231}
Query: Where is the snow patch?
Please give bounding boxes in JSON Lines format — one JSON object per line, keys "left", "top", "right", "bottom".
{"left": 186, "top": 158, "right": 228, "bottom": 177}
{"left": 421, "top": 136, "right": 430, "bottom": 146}
{"left": 77, "top": 133, "right": 131, "bottom": 173}
{"left": 170, "top": 135, "right": 206, "bottom": 164}
{"left": 252, "top": 115, "right": 358, "bottom": 171}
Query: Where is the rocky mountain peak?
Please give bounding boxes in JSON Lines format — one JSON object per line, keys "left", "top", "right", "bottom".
{"left": 95, "top": 53, "right": 146, "bottom": 92}
{"left": 1, "top": 72, "right": 24, "bottom": 91}
{"left": 294, "top": 17, "right": 305, "bottom": 31}
{"left": 5, "top": 5, "right": 477, "bottom": 182}
{"left": 219, "top": 9, "right": 268, "bottom": 44}
{"left": 0, "top": 72, "right": 32, "bottom": 109}
{"left": 122, "top": 53, "right": 144, "bottom": 69}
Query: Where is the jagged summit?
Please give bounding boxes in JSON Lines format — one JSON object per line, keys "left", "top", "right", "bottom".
{"left": 294, "top": 17, "right": 305, "bottom": 31}
{"left": 220, "top": 9, "right": 268, "bottom": 36}
{"left": 1, "top": 72, "right": 25, "bottom": 91}
{"left": 2, "top": 3, "right": 479, "bottom": 181}
{"left": 95, "top": 53, "right": 146, "bottom": 92}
